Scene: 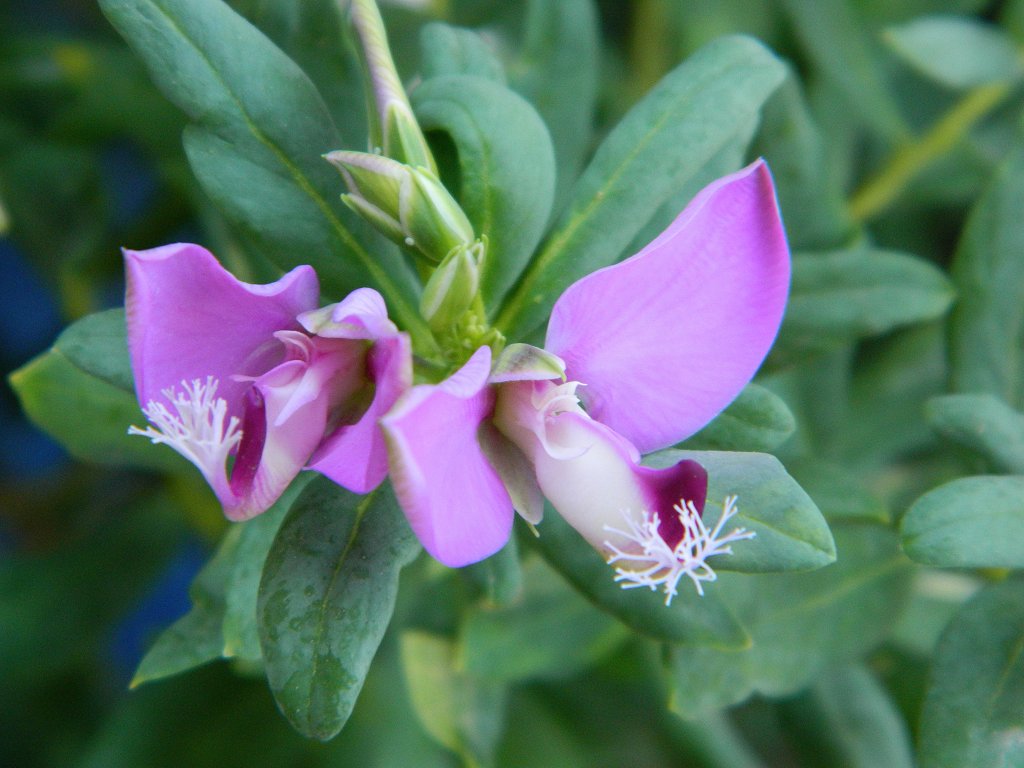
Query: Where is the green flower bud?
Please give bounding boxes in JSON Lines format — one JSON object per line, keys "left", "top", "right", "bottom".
{"left": 420, "top": 240, "right": 483, "bottom": 332}
{"left": 326, "top": 150, "right": 474, "bottom": 263}
{"left": 349, "top": 0, "right": 436, "bottom": 172}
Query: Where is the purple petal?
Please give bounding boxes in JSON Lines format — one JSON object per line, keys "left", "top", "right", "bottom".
{"left": 310, "top": 333, "right": 413, "bottom": 493}
{"left": 125, "top": 243, "right": 319, "bottom": 413}
{"left": 298, "top": 287, "right": 397, "bottom": 340}
{"left": 380, "top": 346, "right": 513, "bottom": 567}
{"left": 545, "top": 160, "right": 791, "bottom": 453}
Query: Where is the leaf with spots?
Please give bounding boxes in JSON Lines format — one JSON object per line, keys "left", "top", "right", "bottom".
{"left": 257, "top": 477, "right": 420, "bottom": 741}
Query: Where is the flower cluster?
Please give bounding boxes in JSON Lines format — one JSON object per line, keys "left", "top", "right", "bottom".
{"left": 127, "top": 161, "right": 790, "bottom": 599}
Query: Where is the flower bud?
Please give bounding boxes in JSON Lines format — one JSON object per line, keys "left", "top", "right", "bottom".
{"left": 326, "top": 150, "right": 475, "bottom": 263}
{"left": 349, "top": 0, "right": 436, "bottom": 172}
{"left": 419, "top": 240, "right": 483, "bottom": 332}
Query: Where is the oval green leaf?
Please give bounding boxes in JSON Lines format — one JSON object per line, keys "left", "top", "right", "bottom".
{"left": 647, "top": 450, "right": 836, "bottom": 572}
{"left": 257, "top": 477, "right": 420, "bottom": 741}
{"left": 412, "top": 74, "right": 556, "bottom": 309}
{"left": 927, "top": 393, "right": 1024, "bottom": 474}
{"left": 919, "top": 577, "right": 1024, "bottom": 768}
{"left": 901, "top": 475, "right": 1024, "bottom": 568}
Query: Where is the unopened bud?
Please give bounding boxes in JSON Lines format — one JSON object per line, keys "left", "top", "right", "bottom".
{"left": 420, "top": 240, "right": 483, "bottom": 332}
{"left": 326, "top": 150, "right": 474, "bottom": 263}
{"left": 350, "top": 0, "right": 436, "bottom": 172}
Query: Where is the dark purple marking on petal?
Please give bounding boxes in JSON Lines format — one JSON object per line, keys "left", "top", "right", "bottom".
{"left": 230, "top": 386, "right": 267, "bottom": 496}
{"left": 639, "top": 459, "right": 708, "bottom": 549}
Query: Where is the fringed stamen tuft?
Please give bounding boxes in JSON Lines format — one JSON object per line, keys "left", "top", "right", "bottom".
{"left": 129, "top": 377, "right": 242, "bottom": 485}
{"left": 603, "top": 495, "right": 755, "bottom": 606}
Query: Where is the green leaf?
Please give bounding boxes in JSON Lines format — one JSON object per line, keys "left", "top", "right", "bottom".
{"left": 9, "top": 348, "right": 185, "bottom": 472}
{"left": 230, "top": 0, "right": 369, "bottom": 146}
{"left": 669, "top": 524, "right": 910, "bottom": 713}
{"left": 99, "top": 0, "right": 428, "bottom": 344}
{"left": 919, "top": 577, "right": 1024, "bottom": 768}
{"left": 778, "top": 0, "right": 908, "bottom": 140}
{"left": 843, "top": 323, "right": 947, "bottom": 466}
{"left": 682, "top": 384, "right": 796, "bottom": 452}
{"left": 458, "top": 557, "right": 627, "bottom": 683}
{"left": 461, "top": 535, "right": 524, "bottom": 607}
{"left": 949, "top": 145, "right": 1024, "bottom": 407}
{"left": 901, "top": 476, "right": 1024, "bottom": 568}
{"left": 647, "top": 450, "right": 837, "bottom": 572}
{"left": 412, "top": 75, "right": 555, "bottom": 310}
{"left": 772, "top": 247, "right": 954, "bottom": 364}
{"left": 622, "top": 118, "right": 756, "bottom": 257}
{"left": 495, "top": 35, "right": 786, "bottom": 340}
{"left": 884, "top": 16, "right": 1023, "bottom": 89}
{"left": 509, "top": 0, "right": 599, "bottom": 208}
{"left": 531, "top": 508, "right": 750, "bottom": 649}
{"left": 222, "top": 474, "right": 313, "bottom": 661}
{"left": 419, "top": 23, "right": 506, "bottom": 83}
{"left": 784, "top": 458, "right": 890, "bottom": 524}
{"left": 52, "top": 308, "right": 133, "bottom": 392}
{"left": 132, "top": 529, "right": 239, "bottom": 687}
{"left": 779, "top": 665, "right": 915, "bottom": 768}
{"left": 926, "top": 393, "right": 1024, "bottom": 473}
{"left": 257, "top": 477, "right": 420, "bottom": 741}
{"left": 400, "top": 631, "right": 506, "bottom": 766}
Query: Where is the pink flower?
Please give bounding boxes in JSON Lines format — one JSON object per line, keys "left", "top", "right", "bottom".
{"left": 380, "top": 161, "right": 791, "bottom": 594}
{"left": 126, "top": 243, "right": 409, "bottom": 521}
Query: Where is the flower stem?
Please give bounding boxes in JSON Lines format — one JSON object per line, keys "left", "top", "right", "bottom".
{"left": 848, "top": 82, "right": 1010, "bottom": 222}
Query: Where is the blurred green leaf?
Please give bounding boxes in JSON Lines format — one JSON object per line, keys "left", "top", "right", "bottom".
{"left": 401, "top": 631, "right": 506, "bottom": 766}
{"left": 780, "top": 0, "right": 908, "bottom": 140}
{"left": 458, "top": 557, "right": 627, "bottom": 683}
{"left": 53, "top": 307, "right": 132, "bottom": 392}
{"left": 843, "top": 323, "right": 947, "bottom": 466}
{"left": 412, "top": 74, "right": 555, "bottom": 309}
{"left": 949, "top": 145, "right": 1024, "bottom": 407}
{"left": 780, "top": 665, "right": 915, "bottom": 768}
{"left": 461, "top": 535, "right": 524, "bottom": 607}
{"left": 884, "top": 16, "right": 1023, "bottom": 89}
{"left": 10, "top": 348, "right": 185, "bottom": 472}
{"left": 919, "top": 577, "right": 1024, "bottom": 768}
{"left": 901, "top": 475, "right": 1024, "bottom": 568}
{"left": 99, "top": 0, "right": 429, "bottom": 343}
{"left": 531, "top": 508, "right": 750, "bottom": 649}
{"left": 755, "top": 73, "right": 853, "bottom": 251}
{"left": 496, "top": 35, "right": 786, "bottom": 339}
{"left": 772, "top": 248, "right": 954, "bottom": 364}
{"left": 420, "top": 23, "right": 505, "bottom": 83}
{"left": 509, "top": 0, "right": 599, "bottom": 208}
{"left": 669, "top": 524, "right": 910, "bottom": 713}
{"left": 257, "top": 477, "right": 420, "bottom": 740}
{"left": 132, "top": 528, "right": 237, "bottom": 687}
{"left": 784, "top": 458, "right": 890, "bottom": 524}
{"left": 648, "top": 450, "right": 837, "bottom": 572}
{"left": 927, "top": 393, "right": 1024, "bottom": 473}
{"left": 682, "top": 383, "right": 797, "bottom": 453}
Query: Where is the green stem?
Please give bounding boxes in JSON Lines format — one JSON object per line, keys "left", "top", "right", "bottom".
{"left": 849, "top": 82, "right": 1010, "bottom": 222}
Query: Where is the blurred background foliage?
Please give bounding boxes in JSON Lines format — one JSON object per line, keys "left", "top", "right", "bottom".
{"left": 3, "top": 0, "right": 1023, "bottom": 766}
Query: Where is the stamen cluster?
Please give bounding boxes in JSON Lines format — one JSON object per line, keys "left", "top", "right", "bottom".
{"left": 129, "top": 377, "right": 242, "bottom": 485}
{"left": 603, "top": 495, "right": 755, "bottom": 605}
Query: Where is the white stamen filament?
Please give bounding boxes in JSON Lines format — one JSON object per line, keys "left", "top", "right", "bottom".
{"left": 603, "top": 495, "right": 755, "bottom": 606}
{"left": 128, "top": 377, "right": 242, "bottom": 484}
